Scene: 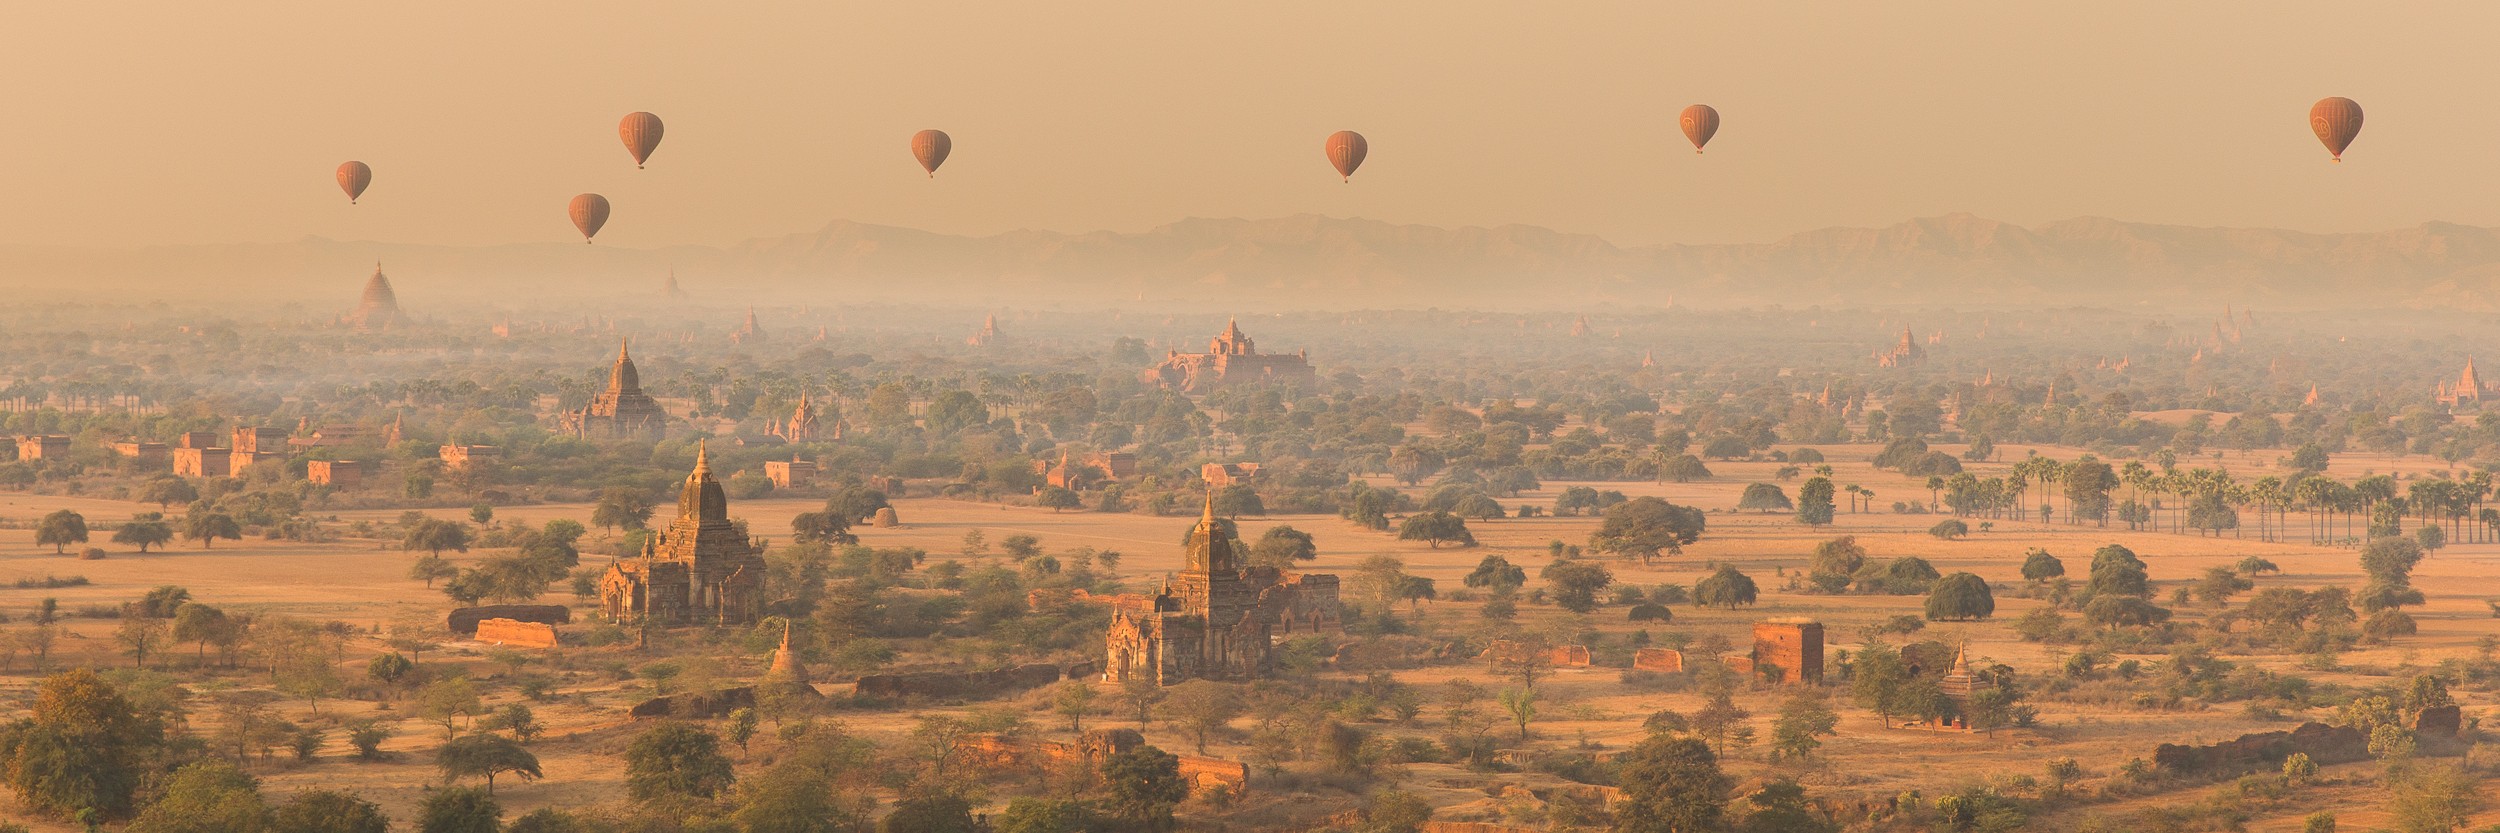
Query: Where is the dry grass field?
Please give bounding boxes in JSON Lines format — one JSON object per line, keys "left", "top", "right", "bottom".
{"left": 0, "top": 442, "right": 2494, "bottom": 830}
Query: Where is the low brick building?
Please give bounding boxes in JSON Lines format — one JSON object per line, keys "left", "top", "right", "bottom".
{"left": 15, "top": 435, "right": 69, "bottom": 461}
{"left": 440, "top": 444, "right": 501, "bottom": 470}
{"left": 764, "top": 457, "right": 816, "bottom": 489}
{"left": 173, "top": 447, "right": 231, "bottom": 478}
{"left": 307, "top": 460, "right": 365, "bottom": 488}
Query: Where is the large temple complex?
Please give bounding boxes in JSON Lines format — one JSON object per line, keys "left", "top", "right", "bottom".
{"left": 1102, "top": 500, "right": 1341, "bottom": 685}
{"left": 598, "top": 444, "right": 769, "bottom": 627}
{"left": 1141, "top": 320, "right": 1316, "bottom": 392}
{"left": 560, "top": 340, "right": 670, "bottom": 441}
{"left": 2435, "top": 358, "right": 2498, "bottom": 407}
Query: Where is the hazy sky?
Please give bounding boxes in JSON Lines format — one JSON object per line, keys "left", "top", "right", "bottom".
{"left": 5, "top": 1, "right": 2497, "bottom": 249}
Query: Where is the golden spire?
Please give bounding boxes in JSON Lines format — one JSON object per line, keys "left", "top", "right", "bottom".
{"left": 693, "top": 440, "right": 710, "bottom": 475}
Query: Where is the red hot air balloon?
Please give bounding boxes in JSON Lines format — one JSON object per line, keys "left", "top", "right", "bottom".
{"left": 570, "top": 194, "right": 611, "bottom": 243}
{"left": 912, "top": 130, "right": 952, "bottom": 177}
{"left": 619, "top": 112, "right": 665, "bottom": 169}
{"left": 2309, "top": 97, "right": 2363, "bottom": 162}
{"left": 1324, "top": 131, "right": 1367, "bottom": 182}
{"left": 336, "top": 161, "right": 372, "bottom": 203}
{"left": 1680, "top": 105, "right": 1720, "bottom": 154}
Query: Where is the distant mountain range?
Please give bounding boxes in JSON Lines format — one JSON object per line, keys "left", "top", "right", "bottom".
{"left": 11, "top": 213, "right": 2500, "bottom": 311}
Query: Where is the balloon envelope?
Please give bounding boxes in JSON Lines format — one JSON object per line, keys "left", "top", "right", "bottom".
{"left": 2310, "top": 97, "right": 2362, "bottom": 161}
{"left": 1325, "top": 130, "right": 1367, "bottom": 181}
{"left": 569, "top": 194, "right": 611, "bottom": 242}
{"left": 912, "top": 130, "right": 952, "bottom": 176}
{"left": 619, "top": 112, "right": 665, "bottom": 168}
{"left": 336, "top": 161, "right": 372, "bottom": 203}
{"left": 1680, "top": 105, "right": 1720, "bottom": 153}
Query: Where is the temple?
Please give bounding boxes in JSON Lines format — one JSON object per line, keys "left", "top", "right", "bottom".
{"left": 1102, "top": 500, "right": 1342, "bottom": 685}
{"left": 598, "top": 444, "right": 769, "bottom": 627}
{"left": 346, "top": 262, "right": 406, "bottom": 330}
{"left": 1876, "top": 326, "right": 1926, "bottom": 367}
{"left": 560, "top": 339, "right": 670, "bottom": 441}
{"left": 1140, "top": 319, "right": 1316, "bottom": 392}
{"left": 2435, "top": 358, "right": 2496, "bottom": 406}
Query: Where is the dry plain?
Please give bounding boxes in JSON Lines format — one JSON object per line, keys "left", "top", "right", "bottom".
{"left": 0, "top": 442, "right": 2494, "bottom": 831}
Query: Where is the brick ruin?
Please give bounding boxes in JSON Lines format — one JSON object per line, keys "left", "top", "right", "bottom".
{"left": 447, "top": 604, "right": 571, "bottom": 636}
{"left": 960, "top": 728, "right": 1249, "bottom": 795}
{"left": 1724, "top": 619, "right": 1823, "bottom": 685}
{"left": 1482, "top": 640, "right": 1595, "bottom": 671}
{"left": 473, "top": 618, "right": 559, "bottom": 648}
{"left": 1632, "top": 648, "right": 1684, "bottom": 672}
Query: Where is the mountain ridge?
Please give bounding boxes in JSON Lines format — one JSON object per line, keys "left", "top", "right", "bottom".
{"left": 5, "top": 214, "right": 2496, "bottom": 310}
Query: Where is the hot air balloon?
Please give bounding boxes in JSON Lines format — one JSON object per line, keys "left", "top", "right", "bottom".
{"left": 620, "top": 112, "right": 665, "bottom": 169}
{"left": 912, "top": 130, "right": 952, "bottom": 177}
{"left": 1324, "top": 131, "right": 1367, "bottom": 182}
{"left": 2309, "top": 97, "right": 2363, "bottom": 162}
{"left": 336, "top": 161, "right": 372, "bottom": 203}
{"left": 1680, "top": 105, "right": 1720, "bottom": 154}
{"left": 570, "top": 194, "right": 611, "bottom": 243}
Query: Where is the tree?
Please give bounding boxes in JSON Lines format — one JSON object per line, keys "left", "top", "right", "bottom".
{"left": 592, "top": 488, "right": 655, "bottom": 532}
{"left": 1462, "top": 554, "right": 1526, "bottom": 592}
{"left": 625, "top": 722, "right": 733, "bottom": 803}
{"left": 1771, "top": 691, "right": 1839, "bottom": 763}
{"left": 34, "top": 510, "right": 87, "bottom": 554}
{"left": 1590, "top": 497, "right": 1707, "bottom": 565}
{"left": 1360, "top": 789, "right": 1433, "bottom": 833}
{"left": 1925, "top": 573, "right": 1996, "bottom": 621}
{"left": 995, "top": 798, "right": 1098, "bottom": 833}
{"left": 1850, "top": 642, "right": 1912, "bottom": 725}
{"left": 1396, "top": 511, "right": 1473, "bottom": 548}
{"left": 417, "top": 787, "right": 499, "bottom": 833}
{"left": 136, "top": 585, "right": 191, "bottom": 618}
{"left": 1498, "top": 687, "right": 1537, "bottom": 741}
{"left": 1806, "top": 536, "right": 1868, "bottom": 592}
{"left": 1694, "top": 566, "right": 1758, "bottom": 609}
{"left": 409, "top": 554, "right": 459, "bottom": 588}
{"left": 1796, "top": 477, "right": 1836, "bottom": 526}
{"left": 1739, "top": 780, "right": 1835, "bottom": 833}
{"left": 367, "top": 652, "right": 414, "bottom": 687}
{"left": 1100, "top": 745, "right": 1187, "bottom": 832}
{"left": 1163, "top": 680, "right": 1241, "bottom": 754}
{"left": 403, "top": 519, "right": 472, "bottom": 558}
{"left": 183, "top": 512, "right": 241, "bottom": 548}
{"left": 2020, "top": 548, "right": 2064, "bottom": 582}
{"left": 116, "top": 614, "right": 167, "bottom": 668}
{"left": 1249, "top": 525, "right": 1318, "bottom": 568}
{"left": 439, "top": 733, "right": 542, "bottom": 794}
{"left": 0, "top": 669, "right": 165, "bottom": 820}
{"left": 884, "top": 794, "right": 978, "bottom": 833}
{"left": 170, "top": 604, "right": 236, "bottom": 666}
{"left": 139, "top": 477, "right": 199, "bottom": 509}
{"left": 126, "top": 759, "right": 265, "bottom": 833}
{"left": 1053, "top": 681, "right": 1098, "bottom": 733}
{"left": 112, "top": 513, "right": 175, "bottom": 552}
{"left": 1928, "top": 519, "right": 1970, "bottom": 539}
{"left": 2383, "top": 762, "right": 2480, "bottom": 833}
{"left": 1117, "top": 676, "right": 1165, "bottom": 725}
{"left": 1661, "top": 454, "right": 1713, "bottom": 482}
{"left": 1615, "top": 735, "right": 1729, "bottom": 833}
{"left": 789, "top": 511, "right": 856, "bottom": 546}
{"left": 271, "top": 790, "right": 391, "bottom": 833}
{"left": 1028, "top": 485, "right": 1083, "bottom": 513}
{"left": 1540, "top": 559, "right": 1615, "bottom": 614}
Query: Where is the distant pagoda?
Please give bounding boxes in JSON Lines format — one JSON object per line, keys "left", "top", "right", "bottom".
{"left": 559, "top": 339, "right": 670, "bottom": 441}
{"left": 347, "top": 262, "right": 406, "bottom": 330}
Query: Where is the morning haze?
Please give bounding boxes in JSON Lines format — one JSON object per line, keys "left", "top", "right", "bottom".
{"left": 2, "top": 4, "right": 2499, "bottom": 833}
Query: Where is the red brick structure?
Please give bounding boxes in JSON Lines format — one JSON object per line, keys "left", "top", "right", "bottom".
{"left": 474, "top": 618, "right": 558, "bottom": 648}
{"left": 598, "top": 445, "right": 769, "bottom": 627}
{"left": 1748, "top": 619, "right": 1824, "bottom": 685}
{"left": 1040, "top": 450, "right": 1138, "bottom": 490}
{"left": 175, "top": 431, "right": 221, "bottom": 449}
{"left": 1140, "top": 319, "right": 1316, "bottom": 392}
{"left": 1201, "top": 462, "right": 1263, "bottom": 488}
{"left": 1104, "top": 499, "right": 1342, "bottom": 685}
{"left": 560, "top": 340, "right": 669, "bottom": 441}
{"left": 439, "top": 444, "right": 501, "bottom": 470}
{"left": 1633, "top": 648, "right": 1684, "bottom": 672}
{"left": 307, "top": 460, "right": 365, "bottom": 488}
{"left": 764, "top": 457, "right": 816, "bottom": 489}
{"left": 15, "top": 435, "right": 69, "bottom": 461}
{"left": 172, "top": 447, "right": 230, "bottom": 478}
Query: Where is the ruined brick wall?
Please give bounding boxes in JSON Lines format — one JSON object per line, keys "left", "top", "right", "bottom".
{"left": 1546, "top": 645, "right": 1592, "bottom": 668}
{"left": 2153, "top": 722, "right": 2367, "bottom": 774}
{"left": 1633, "top": 648, "right": 1684, "bottom": 672}
{"left": 474, "top": 618, "right": 558, "bottom": 648}
{"left": 854, "top": 663, "right": 1065, "bottom": 700}
{"left": 1751, "top": 620, "right": 1824, "bottom": 685}
{"left": 1176, "top": 754, "right": 1248, "bottom": 793}
{"left": 448, "top": 604, "right": 571, "bottom": 635}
